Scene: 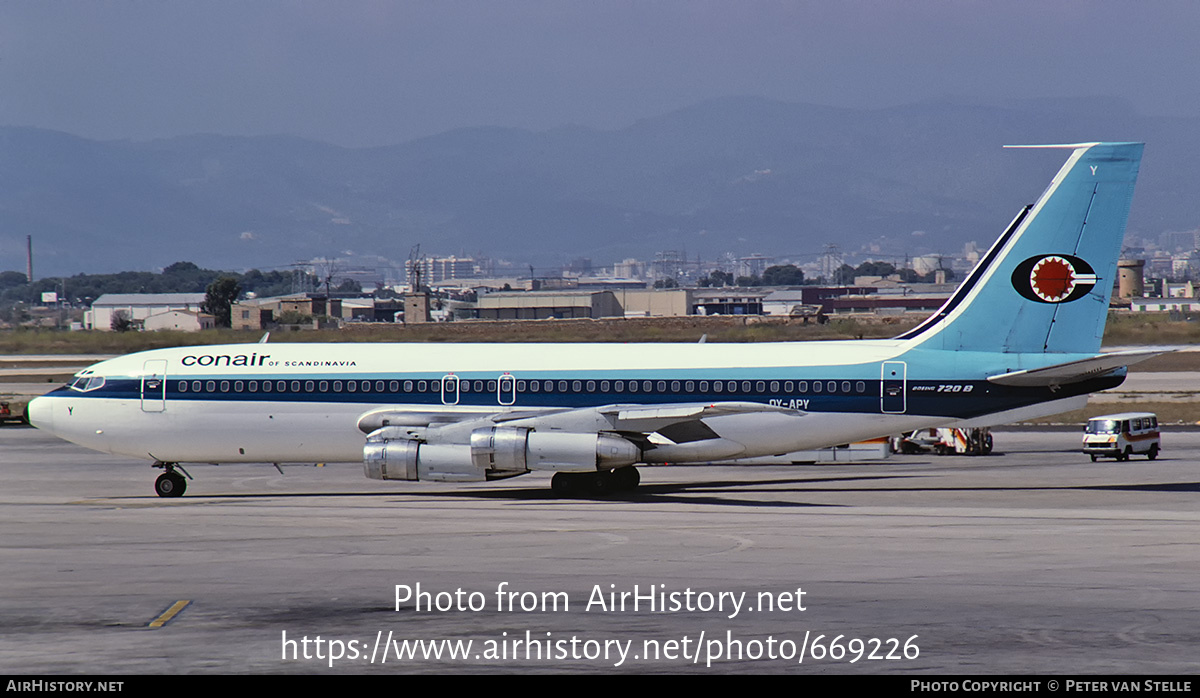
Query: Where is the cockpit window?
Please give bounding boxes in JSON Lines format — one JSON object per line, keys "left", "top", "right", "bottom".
{"left": 69, "top": 375, "right": 105, "bottom": 392}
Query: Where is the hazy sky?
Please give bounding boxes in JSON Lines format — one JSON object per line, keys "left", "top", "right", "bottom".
{"left": 2, "top": 1, "right": 1198, "bottom": 147}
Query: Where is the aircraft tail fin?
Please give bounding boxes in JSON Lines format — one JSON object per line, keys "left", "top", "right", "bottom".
{"left": 897, "top": 142, "right": 1143, "bottom": 355}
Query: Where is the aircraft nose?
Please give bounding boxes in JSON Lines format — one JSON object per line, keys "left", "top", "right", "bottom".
{"left": 26, "top": 396, "right": 53, "bottom": 431}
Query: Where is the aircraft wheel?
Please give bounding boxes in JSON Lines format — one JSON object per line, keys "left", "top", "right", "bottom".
{"left": 550, "top": 472, "right": 577, "bottom": 497}
{"left": 155, "top": 472, "right": 186, "bottom": 498}
{"left": 611, "top": 466, "right": 640, "bottom": 491}
{"left": 584, "top": 471, "right": 615, "bottom": 496}
{"left": 1147, "top": 444, "right": 1159, "bottom": 460}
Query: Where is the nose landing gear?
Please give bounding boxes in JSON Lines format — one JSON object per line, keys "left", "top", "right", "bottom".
{"left": 152, "top": 462, "right": 190, "bottom": 498}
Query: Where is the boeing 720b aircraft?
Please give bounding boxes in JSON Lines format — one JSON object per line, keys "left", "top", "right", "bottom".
{"left": 28, "top": 142, "right": 1155, "bottom": 497}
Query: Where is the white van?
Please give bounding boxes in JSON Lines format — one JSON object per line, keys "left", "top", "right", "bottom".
{"left": 1083, "top": 412, "right": 1160, "bottom": 461}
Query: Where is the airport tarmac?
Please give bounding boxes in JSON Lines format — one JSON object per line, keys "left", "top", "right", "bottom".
{"left": 2, "top": 426, "right": 1199, "bottom": 675}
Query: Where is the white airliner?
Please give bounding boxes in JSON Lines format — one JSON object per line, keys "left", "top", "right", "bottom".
{"left": 28, "top": 142, "right": 1155, "bottom": 497}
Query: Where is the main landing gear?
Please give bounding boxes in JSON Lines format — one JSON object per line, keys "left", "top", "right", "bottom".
{"left": 551, "top": 466, "right": 640, "bottom": 497}
{"left": 152, "top": 462, "right": 191, "bottom": 498}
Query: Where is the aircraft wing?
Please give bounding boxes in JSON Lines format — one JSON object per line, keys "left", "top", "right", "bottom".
{"left": 986, "top": 349, "right": 1166, "bottom": 388}
{"left": 597, "top": 401, "right": 802, "bottom": 432}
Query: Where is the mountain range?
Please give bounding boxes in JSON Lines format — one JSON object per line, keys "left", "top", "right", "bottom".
{"left": 2, "top": 96, "right": 1196, "bottom": 276}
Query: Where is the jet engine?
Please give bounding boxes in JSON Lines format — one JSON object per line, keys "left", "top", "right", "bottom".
{"left": 363, "top": 426, "right": 640, "bottom": 482}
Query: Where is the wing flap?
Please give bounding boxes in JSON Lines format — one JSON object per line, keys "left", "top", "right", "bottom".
{"left": 600, "top": 401, "right": 803, "bottom": 431}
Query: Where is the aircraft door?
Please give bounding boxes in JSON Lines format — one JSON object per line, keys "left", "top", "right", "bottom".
{"left": 881, "top": 361, "right": 906, "bottom": 414}
{"left": 441, "top": 374, "right": 460, "bottom": 405}
{"left": 498, "top": 373, "right": 516, "bottom": 405}
{"left": 141, "top": 359, "right": 167, "bottom": 413}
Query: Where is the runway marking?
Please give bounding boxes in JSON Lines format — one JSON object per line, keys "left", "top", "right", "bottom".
{"left": 148, "top": 600, "right": 191, "bottom": 628}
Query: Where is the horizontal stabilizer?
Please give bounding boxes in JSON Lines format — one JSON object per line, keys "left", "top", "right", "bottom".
{"left": 986, "top": 350, "right": 1165, "bottom": 387}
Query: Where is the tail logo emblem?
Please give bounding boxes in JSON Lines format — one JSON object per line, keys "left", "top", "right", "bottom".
{"left": 1012, "top": 254, "right": 1098, "bottom": 303}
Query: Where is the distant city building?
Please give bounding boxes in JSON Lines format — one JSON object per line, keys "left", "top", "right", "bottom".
{"left": 143, "top": 310, "right": 215, "bottom": 332}
{"left": 617, "top": 289, "right": 693, "bottom": 317}
{"left": 735, "top": 254, "right": 774, "bottom": 280}
{"left": 692, "top": 289, "right": 767, "bottom": 316}
{"left": 1117, "top": 259, "right": 1145, "bottom": 300}
{"left": 476, "top": 291, "right": 622, "bottom": 320}
{"left": 231, "top": 294, "right": 350, "bottom": 330}
{"left": 1158, "top": 229, "right": 1199, "bottom": 252}
{"left": 613, "top": 258, "right": 647, "bottom": 280}
{"left": 406, "top": 256, "right": 479, "bottom": 286}
{"left": 1131, "top": 298, "right": 1200, "bottom": 312}
{"left": 86, "top": 293, "right": 207, "bottom": 331}
{"left": 1161, "top": 280, "right": 1196, "bottom": 299}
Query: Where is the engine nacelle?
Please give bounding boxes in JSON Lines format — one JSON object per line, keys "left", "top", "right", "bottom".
{"left": 364, "top": 426, "right": 641, "bottom": 482}
{"left": 363, "top": 427, "right": 485, "bottom": 482}
{"left": 469, "top": 427, "right": 640, "bottom": 473}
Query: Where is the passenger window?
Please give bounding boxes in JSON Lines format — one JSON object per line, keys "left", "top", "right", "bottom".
{"left": 587, "top": 380, "right": 596, "bottom": 392}
{"left": 699, "top": 381, "right": 709, "bottom": 392}
{"left": 756, "top": 381, "right": 765, "bottom": 393}
{"left": 178, "top": 381, "right": 188, "bottom": 392}
{"left": 234, "top": 381, "right": 243, "bottom": 392}
{"left": 643, "top": 381, "right": 653, "bottom": 392}
{"left": 488, "top": 380, "right": 498, "bottom": 392}
{"left": 856, "top": 381, "right": 865, "bottom": 393}
{"left": 319, "top": 381, "right": 328, "bottom": 392}
{"left": 248, "top": 381, "right": 258, "bottom": 392}
{"left": 262, "top": 381, "right": 272, "bottom": 392}
{"left": 376, "top": 381, "right": 385, "bottom": 392}
{"left": 784, "top": 381, "right": 794, "bottom": 392}
{"left": 770, "top": 381, "right": 779, "bottom": 392}
{"left": 685, "top": 381, "right": 694, "bottom": 392}
{"left": 841, "top": 381, "right": 851, "bottom": 393}
{"left": 206, "top": 380, "right": 216, "bottom": 392}
{"left": 615, "top": 381, "right": 624, "bottom": 392}
{"left": 713, "top": 381, "right": 722, "bottom": 393}
{"left": 600, "top": 381, "right": 610, "bottom": 392}
{"left": 348, "top": 382, "right": 357, "bottom": 393}
{"left": 290, "top": 381, "right": 300, "bottom": 392}
{"left": 572, "top": 381, "right": 581, "bottom": 392}
{"left": 558, "top": 381, "right": 568, "bottom": 392}
{"left": 192, "top": 380, "right": 202, "bottom": 392}
{"left": 306, "top": 381, "right": 315, "bottom": 392}
{"left": 671, "top": 381, "right": 680, "bottom": 392}
{"left": 276, "top": 380, "right": 286, "bottom": 392}
{"left": 798, "top": 381, "right": 807, "bottom": 392}
{"left": 220, "top": 380, "right": 230, "bottom": 392}
{"left": 334, "top": 381, "right": 343, "bottom": 392}
{"left": 657, "top": 381, "right": 666, "bottom": 392}
{"left": 529, "top": 380, "right": 540, "bottom": 392}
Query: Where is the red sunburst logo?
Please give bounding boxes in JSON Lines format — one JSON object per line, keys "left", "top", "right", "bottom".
{"left": 1030, "top": 256, "right": 1076, "bottom": 302}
